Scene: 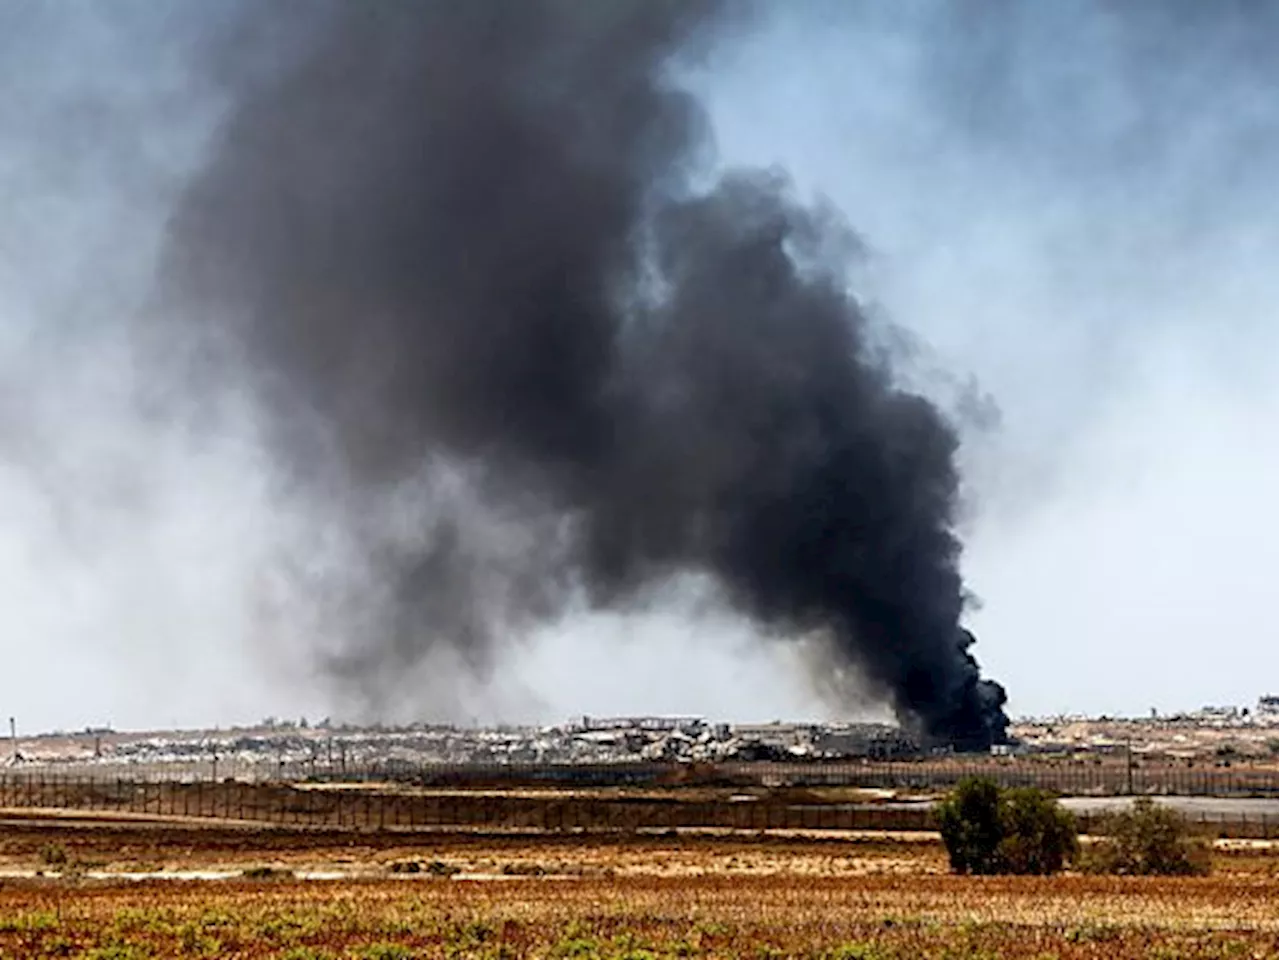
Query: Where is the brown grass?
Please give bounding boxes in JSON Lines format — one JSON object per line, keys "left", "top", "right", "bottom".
{"left": 0, "top": 872, "right": 1274, "bottom": 959}
{"left": 0, "top": 821, "right": 1273, "bottom": 958}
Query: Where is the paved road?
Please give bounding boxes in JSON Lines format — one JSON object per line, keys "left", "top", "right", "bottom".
{"left": 856, "top": 797, "right": 1277, "bottom": 820}
{"left": 1059, "top": 796, "right": 1277, "bottom": 818}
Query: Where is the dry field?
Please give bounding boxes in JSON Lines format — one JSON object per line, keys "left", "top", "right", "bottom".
{"left": 0, "top": 820, "right": 1275, "bottom": 959}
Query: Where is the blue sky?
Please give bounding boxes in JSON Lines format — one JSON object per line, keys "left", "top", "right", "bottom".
{"left": 0, "top": 2, "right": 1274, "bottom": 731}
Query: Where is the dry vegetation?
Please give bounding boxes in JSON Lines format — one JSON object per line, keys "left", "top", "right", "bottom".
{"left": 0, "top": 873, "right": 1275, "bottom": 959}
{"left": 0, "top": 821, "right": 1274, "bottom": 959}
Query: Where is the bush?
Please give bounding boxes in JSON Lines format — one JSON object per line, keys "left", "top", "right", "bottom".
{"left": 998, "top": 787, "right": 1079, "bottom": 875}
{"left": 937, "top": 778, "right": 1077, "bottom": 875}
{"left": 39, "top": 843, "right": 69, "bottom": 867}
{"left": 938, "top": 777, "right": 1006, "bottom": 874}
{"left": 1082, "top": 797, "right": 1210, "bottom": 876}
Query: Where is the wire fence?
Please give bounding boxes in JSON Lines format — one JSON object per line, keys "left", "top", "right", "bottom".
{"left": 7, "top": 757, "right": 1276, "bottom": 797}
{"left": 709, "top": 760, "right": 1276, "bottom": 797}
{"left": 0, "top": 771, "right": 1275, "bottom": 839}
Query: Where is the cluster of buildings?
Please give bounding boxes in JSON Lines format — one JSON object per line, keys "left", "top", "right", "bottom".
{"left": 8, "top": 696, "right": 1273, "bottom": 773}
{"left": 1008, "top": 695, "right": 1279, "bottom": 761}
{"left": 561, "top": 716, "right": 918, "bottom": 762}
{"left": 6, "top": 717, "right": 919, "bottom": 772}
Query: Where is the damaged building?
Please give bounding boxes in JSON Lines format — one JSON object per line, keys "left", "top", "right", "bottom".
{"left": 8, "top": 717, "right": 923, "bottom": 775}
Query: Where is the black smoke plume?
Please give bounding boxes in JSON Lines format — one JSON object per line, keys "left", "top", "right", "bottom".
{"left": 161, "top": 0, "right": 1008, "bottom": 748}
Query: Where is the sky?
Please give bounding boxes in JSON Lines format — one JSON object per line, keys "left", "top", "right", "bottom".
{"left": 0, "top": 1, "right": 1274, "bottom": 733}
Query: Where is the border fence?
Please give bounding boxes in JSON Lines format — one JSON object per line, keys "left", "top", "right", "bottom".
{"left": 6, "top": 757, "right": 1275, "bottom": 797}
{"left": 0, "top": 769, "right": 1275, "bottom": 839}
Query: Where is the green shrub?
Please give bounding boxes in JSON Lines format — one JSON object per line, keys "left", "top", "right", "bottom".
{"left": 997, "top": 787, "right": 1079, "bottom": 875}
{"left": 1081, "top": 797, "right": 1210, "bottom": 876}
{"left": 937, "top": 778, "right": 1077, "bottom": 875}
{"left": 937, "top": 778, "right": 1006, "bottom": 874}
{"left": 40, "top": 843, "right": 69, "bottom": 866}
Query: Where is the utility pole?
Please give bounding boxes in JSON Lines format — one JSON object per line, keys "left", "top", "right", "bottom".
{"left": 8, "top": 717, "right": 15, "bottom": 763}
{"left": 1125, "top": 735, "right": 1134, "bottom": 795}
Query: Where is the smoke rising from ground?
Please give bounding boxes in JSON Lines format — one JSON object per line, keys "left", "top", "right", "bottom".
{"left": 159, "top": 1, "right": 1007, "bottom": 747}
{"left": 696, "top": 1, "right": 1276, "bottom": 718}
{"left": 0, "top": 2, "right": 1271, "bottom": 734}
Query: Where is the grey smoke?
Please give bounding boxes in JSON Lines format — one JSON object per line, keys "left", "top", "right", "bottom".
{"left": 0, "top": 1, "right": 1270, "bottom": 734}
{"left": 157, "top": 0, "right": 1008, "bottom": 747}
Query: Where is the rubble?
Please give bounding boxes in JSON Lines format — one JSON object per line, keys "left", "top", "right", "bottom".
{"left": 6, "top": 695, "right": 1275, "bottom": 774}
{"left": 4, "top": 717, "right": 919, "bottom": 772}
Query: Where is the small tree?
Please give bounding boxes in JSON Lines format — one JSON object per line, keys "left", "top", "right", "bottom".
{"left": 1083, "top": 797, "right": 1210, "bottom": 876}
{"left": 937, "top": 778, "right": 1077, "bottom": 875}
{"left": 998, "top": 787, "right": 1078, "bottom": 875}
{"left": 937, "top": 777, "right": 1008, "bottom": 875}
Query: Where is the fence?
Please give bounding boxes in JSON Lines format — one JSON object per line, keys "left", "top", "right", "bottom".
{"left": 0, "top": 772, "right": 1275, "bottom": 839}
{"left": 723, "top": 761, "right": 1278, "bottom": 797}
{"left": 0, "top": 772, "right": 920, "bottom": 831}
{"left": 9, "top": 758, "right": 1277, "bottom": 797}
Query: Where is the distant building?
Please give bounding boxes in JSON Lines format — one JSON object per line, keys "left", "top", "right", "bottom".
{"left": 814, "top": 725, "right": 918, "bottom": 759}
{"left": 571, "top": 716, "right": 704, "bottom": 734}
{"left": 1196, "top": 705, "right": 1240, "bottom": 719}
{"left": 730, "top": 722, "right": 814, "bottom": 746}
{"left": 1257, "top": 695, "right": 1279, "bottom": 717}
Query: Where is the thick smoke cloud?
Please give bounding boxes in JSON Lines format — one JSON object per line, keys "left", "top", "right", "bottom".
{"left": 689, "top": 0, "right": 1274, "bottom": 721}
{"left": 161, "top": 1, "right": 1007, "bottom": 747}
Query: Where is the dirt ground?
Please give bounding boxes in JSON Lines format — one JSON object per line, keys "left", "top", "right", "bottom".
{"left": 0, "top": 812, "right": 1275, "bottom": 877}
{"left": 0, "top": 816, "right": 1275, "bottom": 958}
{"left": 0, "top": 814, "right": 945, "bottom": 878}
